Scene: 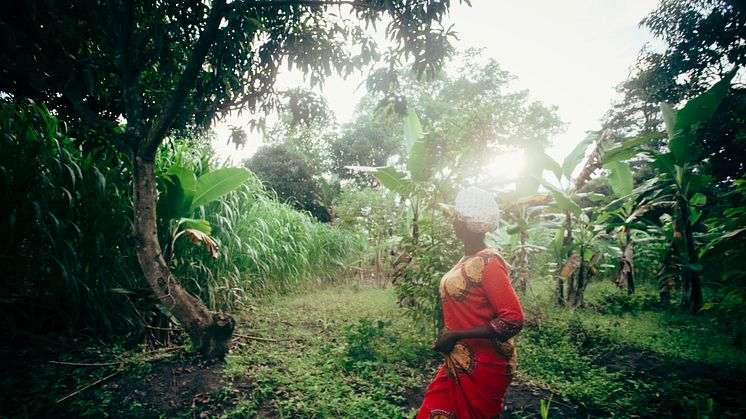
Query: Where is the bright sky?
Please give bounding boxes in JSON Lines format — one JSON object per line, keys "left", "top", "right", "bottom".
{"left": 212, "top": 0, "right": 661, "bottom": 174}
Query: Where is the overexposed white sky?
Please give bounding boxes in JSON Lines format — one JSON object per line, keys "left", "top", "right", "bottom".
{"left": 212, "top": 0, "right": 661, "bottom": 169}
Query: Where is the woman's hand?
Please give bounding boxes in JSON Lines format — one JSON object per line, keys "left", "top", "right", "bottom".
{"left": 432, "top": 330, "right": 460, "bottom": 353}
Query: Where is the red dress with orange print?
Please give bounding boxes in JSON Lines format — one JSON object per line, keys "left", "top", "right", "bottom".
{"left": 417, "top": 248, "right": 524, "bottom": 419}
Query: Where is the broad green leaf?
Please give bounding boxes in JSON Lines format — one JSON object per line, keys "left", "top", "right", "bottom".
{"left": 403, "top": 108, "right": 423, "bottom": 153}
{"left": 540, "top": 179, "right": 581, "bottom": 216}
{"left": 606, "top": 161, "right": 634, "bottom": 196}
{"left": 166, "top": 165, "right": 197, "bottom": 198}
{"left": 191, "top": 167, "right": 251, "bottom": 210}
{"left": 537, "top": 151, "right": 562, "bottom": 181}
{"left": 158, "top": 174, "right": 190, "bottom": 221}
{"left": 674, "top": 70, "right": 736, "bottom": 133}
{"left": 374, "top": 166, "right": 409, "bottom": 194}
{"left": 405, "top": 110, "right": 429, "bottom": 181}
{"left": 562, "top": 132, "right": 598, "bottom": 180}
{"left": 651, "top": 153, "right": 676, "bottom": 178}
{"left": 668, "top": 70, "right": 736, "bottom": 164}
{"left": 408, "top": 138, "right": 429, "bottom": 181}
{"left": 685, "top": 173, "right": 712, "bottom": 197}
{"left": 690, "top": 192, "right": 707, "bottom": 206}
{"left": 178, "top": 218, "right": 212, "bottom": 235}
{"left": 602, "top": 132, "right": 665, "bottom": 165}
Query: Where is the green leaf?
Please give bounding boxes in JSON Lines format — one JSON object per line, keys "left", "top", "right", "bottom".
{"left": 191, "top": 167, "right": 251, "bottom": 210}
{"left": 668, "top": 70, "right": 736, "bottom": 165}
{"left": 562, "top": 132, "right": 598, "bottom": 180}
{"left": 403, "top": 108, "right": 423, "bottom": 153}
{"left": 537, "top": 151, "right": 562, "bottom": 181}
{"left": 690, "top": 192, "right": 707, "bottom": 206}
{"left": 157, "top": 167, "right": 196, "bottom": 221}
{"left": 674, "top": 70, "right": 736, "bottom": 133}
{"left": 651, "top": 153, "right": 676, "bottom": 178}
{"left": 685, "top": 174, "right": 712, "bottom": 197}
{"left": 177, "top": 218, "right": 212, "bottom": 235}
{"left": 540, "top": 180, "right": 581, "bottom": 216}
{"left": 606, "top": 161, "right": 633, "bottom": 196}
{"left": 602, "top": 132, "right": 665, "bottom": 165}
{"left": 404, "top": 110, "right": 429, "bottom": 181}
{"left": 166, "top": 165, "right": 197, "bottom": 197}
{"left": 374, "top": 166, "right": 409, "bottom": 194}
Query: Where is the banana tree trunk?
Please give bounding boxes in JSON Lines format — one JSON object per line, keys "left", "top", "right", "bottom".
{"left": 556, "top": 212, "right": 574, "bottom": 306}
{"left": 677, "top": 196, "right": 703, "bottom": 312}
{"left": 412, "top": 202, "right": 419, "bottom": 245}
{"left": 517, "top": 231, "right": 529, "bottom": 293}
{"left": 132, "top": 152, "right": 234, "bottom": 358}
{"left": 616, "top": 227, "right": 635, "bottom": 294}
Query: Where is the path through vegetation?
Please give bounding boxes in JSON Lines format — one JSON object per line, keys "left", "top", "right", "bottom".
{"left": 3, "top": 280, "right": 744, "bottom": 418}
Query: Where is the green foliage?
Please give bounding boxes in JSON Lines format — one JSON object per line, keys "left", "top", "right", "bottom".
{"left": 245, "top": 143, "right": 330, "bottom": 222}
{"left": 222, "top": 285, "right": 435, "bottom": 418}
{"left": 590, "top": 289, "right": 661, "bottom": 315}
{"left": 0, "top": 101, "right": 361, "bottom": 335}
{"left": 395, "top": 215, "right": 461, "bottom": 333}
{"left": 0, "top": 100, "right": 141, "bottom": 335}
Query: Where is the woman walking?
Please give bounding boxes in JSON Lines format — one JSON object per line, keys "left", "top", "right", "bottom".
{"left": 417, "top": 187, "right": 524, "bottom": 419}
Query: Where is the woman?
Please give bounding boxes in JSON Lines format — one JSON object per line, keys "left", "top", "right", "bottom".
{"left": 417, "top": 187, "right": 524, "bottom": 419}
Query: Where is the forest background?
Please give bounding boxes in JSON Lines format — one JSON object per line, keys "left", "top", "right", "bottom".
{"left": 1, "top": 0, "right": 745, "bottom": 417}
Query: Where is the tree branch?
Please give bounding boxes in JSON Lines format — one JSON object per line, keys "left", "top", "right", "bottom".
{"left": 144, "top": 0, "right": 228, "bottom": 155}
{"left": 63, "top": 89, "right": 132, "bottom": 157}
{"left": 237, "top": 0, "right": 375, "bottom": 8}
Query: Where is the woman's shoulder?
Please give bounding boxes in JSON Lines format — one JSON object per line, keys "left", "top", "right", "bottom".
{"left": 477, "top": 248, "right": 505, "bottom": 264}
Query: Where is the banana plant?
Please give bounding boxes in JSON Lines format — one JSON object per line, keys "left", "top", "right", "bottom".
{"left": 603, "top": 69, "right": 736, "bottom": 311}
{"left": 157, "top": 165, "right": 251, "bottom": 263}
{"left": 499, "top": 144, "right": 558, "bottom": 293}
{"left": 347, "top": 109, "right": 434, "bottom": 245}
{"left": 316, "top": 174, "right": 340, "bottom": 222}
{"left": 503, "top": 202, "right": 548, "bottom": 293}
{"left": 533, "top": 132, "right": 614, "bottom": 307}
{"left": 596, "top": 177, "right": 671, "bottom": 294}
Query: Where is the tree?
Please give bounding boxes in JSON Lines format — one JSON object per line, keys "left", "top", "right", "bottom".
{"left": 368, "top": 51, "right": 563, "bottom": 185}
{"left": 245, "top": 143, "right": 329, "bottom": 221}
{"left": 640, "top": 0, "right": 745, "bottom": 98}
{"left": 0, "top": 0, "right": 462, "bottom": 357}
{"left": 616, "top": 0, "right": 746, "bottom": 185}
{"left": 264, "top": 88, "right": 339, "bottom": 174}
{"left": 606, "top": 70, "right": 736, "bottom": 311}
{"left": 331, "top": 97, "right": 403, "bottom": 186}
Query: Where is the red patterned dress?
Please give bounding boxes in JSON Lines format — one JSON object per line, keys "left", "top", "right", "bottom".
{"left": 417, "top": 248, "right": 524, "bottom": 419}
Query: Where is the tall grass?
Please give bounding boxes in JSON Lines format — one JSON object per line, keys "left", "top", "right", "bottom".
{"left": 1, "top": 99, "right": 364, "bottom": 339}
{"left": 1, "top": 100, "right": 141, "bottom": 336}
{"left": 174, "top": 182, "right": 364, "bottom": 310}
{"left": 162, "top": 138, "right": 365, "bottom": 310}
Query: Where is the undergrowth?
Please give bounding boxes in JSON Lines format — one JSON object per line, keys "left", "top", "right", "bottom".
{"left": 222, "top": 284, "right": 437, "bottom": 418}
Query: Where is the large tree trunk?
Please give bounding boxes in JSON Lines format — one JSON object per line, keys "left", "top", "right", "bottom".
{"left": 132, "top": 153, "right": 234, "bottom": 358}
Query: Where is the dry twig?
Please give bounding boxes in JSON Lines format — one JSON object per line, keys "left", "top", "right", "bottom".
{"left": 56, "top": 367, "right": 122, "bottom": 404}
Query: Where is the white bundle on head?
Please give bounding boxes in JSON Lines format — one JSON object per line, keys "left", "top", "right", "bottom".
{"left": 455, "top": 186, "right": 500, "bottom": 233}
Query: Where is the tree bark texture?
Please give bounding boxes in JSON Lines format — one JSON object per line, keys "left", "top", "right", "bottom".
{"left": 132, "top": 154, "right": 233, "bottom": 358}
{"left": 617, "top": 228, "right": 635, "bottom": 294}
